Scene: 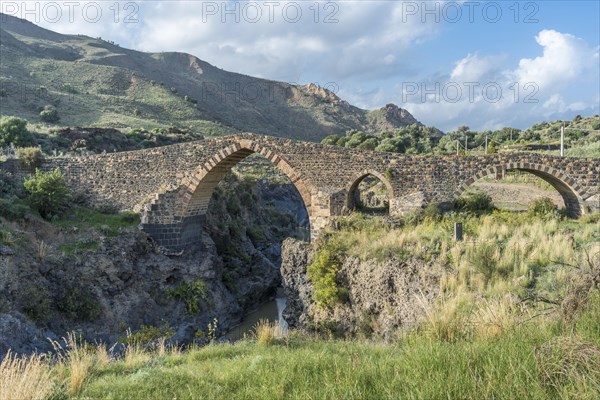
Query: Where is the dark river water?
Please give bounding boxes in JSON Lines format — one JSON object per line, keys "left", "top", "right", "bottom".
{"left": 224, "top": 288, "right": 288, "bottom": 341}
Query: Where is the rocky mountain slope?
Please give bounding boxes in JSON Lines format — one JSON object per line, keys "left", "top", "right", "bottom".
{"left": 0, "top": 13, "right": 421, "bottom": 141}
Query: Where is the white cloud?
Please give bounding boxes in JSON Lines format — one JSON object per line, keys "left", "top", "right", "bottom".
{"left": 514, "top": 30, "right": 599, "bottom": 91}
{"left": 450, "top": 53, "right": 505, "bottom": 82}
{"left": 7, "top": 2, "right": 598, "bottom": 131}
{"left": 392, "top": 30, "right": 599, "bottom": 131}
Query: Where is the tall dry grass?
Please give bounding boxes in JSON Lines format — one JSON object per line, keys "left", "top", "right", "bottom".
{"left": 50, "top": 333, "right": 98, "bottom": 397}
{"left": 254, "top": 319, "right": 287, "bottom": 346}
{"left": 0, "top": 350, "right": 55, "bottom": 400}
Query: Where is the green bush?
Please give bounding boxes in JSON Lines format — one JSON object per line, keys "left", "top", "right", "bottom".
{"left": 455, "top": 193, "right": 495, "bottom": 213}
{"left": 0, "top": 116, "right": 33, "bottom": 146}
{"left": 467, "top": 242, "right": 499, "bottom": 284}
{"left": 528, "top": 197, "right": 558, "bottom": 217}
{"left": 226, "top": 196, "right": 241, "bottom": 214}
{"left": 247, "top": 225, "right": 267, "bottom": 244}
{"left": 21, "top": 285, "right": 52, "bottom": 323}
{"left": 39, "top": 105, "right": 60, "bottom": 123}
{"left": 57, "top": 287, "right": 102, "bottom": 321}
{"left": 17, "top": 147, "right": 44, "bottom": 171}
{"left": 24, "top": 168, "right": 71, "bottom": 219}
{"left": 307, "top": 242, "right": 348, "bottom": 308}
{"left": 166, "top": 279, "right": 209, "bottom": 314}
{"left": 423, "top": 202, "right": 442, "bottom": 222}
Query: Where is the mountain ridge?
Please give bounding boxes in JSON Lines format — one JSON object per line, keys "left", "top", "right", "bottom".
{"left": 0, "top": 13, "right": 427, "bottom": 141}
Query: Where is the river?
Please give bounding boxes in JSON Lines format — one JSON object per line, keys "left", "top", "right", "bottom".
{"left": 224, "top": 288, "right": 288, "bottom": 341}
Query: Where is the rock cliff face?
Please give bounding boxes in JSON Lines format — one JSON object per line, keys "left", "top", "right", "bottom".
{"left": 281, "top": 238, "right": 441, "bottom": 340}
{"left": 0, "top": 158, "right": 308, "bottom": 356}
{"left": 0, "top": 230, "right": 235, "bottom": 355}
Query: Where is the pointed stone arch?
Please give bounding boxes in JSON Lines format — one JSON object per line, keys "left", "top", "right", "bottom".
{"left": 453, "top": 162, "right": 587, "bottom": 217}
{"left": 345, "top": 169, "right": 395, "bottom": 212}
{"left": 142, "top": 138, "right": 316, "bottom": 250}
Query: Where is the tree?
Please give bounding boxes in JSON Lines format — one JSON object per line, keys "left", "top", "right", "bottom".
{"left": 357, "top": 137, "right": 379, "bottom": 150}
{"left": 0, "top": 116, "right": 33, "bottom": 146}
{"left": 24, "top": 168, "right": 71, "bottom": 219}
{"left": 321, "top": 134, "right": 341, "bottom": 146}
{"left": 39, "top": 105, "right": 60, "bottom": 123}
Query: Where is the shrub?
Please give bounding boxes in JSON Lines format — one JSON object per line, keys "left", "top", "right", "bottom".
{"left": 528, "top": 197, "right": 558, "bottom": 217}
{"left": 486, "top": 141, "right": 497, "bottom": 154}
{"left": 467, "top": 242, "right": 499, "bottom": 284}
{"left": 455, "top": 193, "right": 495, "bottom": 213}
{"left": 247, "top": 225, "right": 266, "bottom": 244}
{"left": 58, "top": 287, "right": 102, "bottom": 321}
{"left": 0, "top": 116, "right": 33, "bottom": 146}
{"left": 0, "top": 170, "right": 25, "bottom": 198}
{"left": 307, "top": 243, "right": 348, "bottom": 308}
{"left": 321, "top": 134, "right": 341, "bottom": 146}
{"left": 423, "top": 202, "right": 442, "bottom": 222}
{"left": 39, "top": 105, "right": 60, "bottom": 123}
{"left": 0, "top": 198, "right": 30, "bottom": 220}
{"left": 24, "top": 168, "right": 71, "bottom": 219}
{"left": 226, "top": 196, "right": 241, "bottom": 214}
{"left": 17, "top": 147, "right": 44, "bottom": 171}
{"left": 166, "top": 279, "right": 209, "bottom": 314}
{"left": 21, "top": 285, "right": 52, "bottom": 322}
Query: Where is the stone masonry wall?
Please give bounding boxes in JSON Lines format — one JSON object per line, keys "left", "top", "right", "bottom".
{"left": 1, "top": 133, "right": 598, "bottom": 250}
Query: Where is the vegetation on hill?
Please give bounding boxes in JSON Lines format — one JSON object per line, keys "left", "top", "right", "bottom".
{"left": 0, "top": 13, "right": 419, "bottom": 141}
{"left": 322, "top": 115, "right": 600, "bottom": 157}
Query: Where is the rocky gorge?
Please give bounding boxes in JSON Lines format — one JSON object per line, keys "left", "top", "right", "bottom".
{"left": 0, "top": 157, "right": 310, "bottom": 356}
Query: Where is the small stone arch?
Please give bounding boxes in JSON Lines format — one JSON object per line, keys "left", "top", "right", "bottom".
{"left": 345, "top": 169, "right": 395, "bottom": 212}
{"left": 453, "top": 163, "right": 587, "bottom": 217}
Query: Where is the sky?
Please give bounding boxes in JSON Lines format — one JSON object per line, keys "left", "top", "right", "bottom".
{"left": 4, "top": 0, "right": 599, "bottom": 132}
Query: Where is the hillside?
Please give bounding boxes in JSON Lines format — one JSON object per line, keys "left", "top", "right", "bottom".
{"left": 0, "top": 14, "right": 421, "bottom": 141}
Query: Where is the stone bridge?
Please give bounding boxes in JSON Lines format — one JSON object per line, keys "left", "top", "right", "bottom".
{"left": 3, "top": 133, "right": 598, "bottom": 251}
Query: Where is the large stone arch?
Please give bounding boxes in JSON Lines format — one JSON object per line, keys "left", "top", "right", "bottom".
{"left": 345, "top": 169, "right": 395, "bottom": 213}
{"left": 142, "top": 139, "right": 316, "bottom": 250}
{"left": 453, "top": 162, "right": 588, "bottom": 217}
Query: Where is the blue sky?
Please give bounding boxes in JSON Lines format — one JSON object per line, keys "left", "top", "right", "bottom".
{"left": 6, "top": 1, "right": 599, "bottom": 131}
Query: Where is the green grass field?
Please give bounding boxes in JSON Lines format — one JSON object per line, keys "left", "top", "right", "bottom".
{"left": 2, "top": 212, "right": 599, "bottom": 400}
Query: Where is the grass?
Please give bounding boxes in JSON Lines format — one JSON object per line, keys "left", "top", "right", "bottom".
{"left": 4, "top": 294, "right": 595, "bottom": 400}
{"left": 480, "top": 170, "right": 556, "bottom": 191}
{"left": 0, "top": 351, "right": 55, "bottom": 400}
{"left": 52, "top": 207, "right": 139, "bottom": 237}
{"left": 59, "top": 238, "right": 99, "bottom": 256}
{"left": 2, "top": 211, "right": 599, "bottom": 399}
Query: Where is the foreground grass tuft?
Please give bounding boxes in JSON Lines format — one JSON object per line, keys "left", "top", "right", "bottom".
{"left": 0, "top": 351, "right": 55, "bottom": 400}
